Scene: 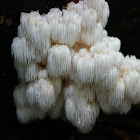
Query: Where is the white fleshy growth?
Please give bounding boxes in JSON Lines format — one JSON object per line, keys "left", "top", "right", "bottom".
{"left": 115, "top": 98, "right": 132, "bottom": 114}
{"left": 84, "top": 0, "right": 109, "bottom": 27}
{"left": 47, "top": 45, "right": 71, "bottom": 77}
{"left": 80, "top": 23, "right": 107, "bottom": 46}
{"left": 34, "top": 79, "right": 55, "bottom": 111}
{"left": 81, "top": 9, "right": 97, "bottom": 32}
{"left": 102, "top": 36, "right": 121, "bottom": 52}
{"left": 11, "top": 0, "right": 140, "bottom": 134}
{"left": 26, "top": 82, "right": 36, "bottom": 106}
{"left": 65, "top": 96, "right": 100, "bottom": 133}
{"left": 67, "top": 1, "right": 88, "bottom": 14}
{"left": 38, "top": 69, "right": 48, "bottom": 79}
{"left": 48, "top": 95, "right": 64, "bottom": 119}
{"left": 17, "top": 106, "right": 47, "bottom": 123}
{"left": 108, "top": 79, "right": 125, "bottom": 108}
{"left": 13, "top": 84, "right": 27, "bottom": 107}
{"left": 48, "top": 9, "right": 81, "bottom": 47}
{"left": 11, "top": 37, "right": 35, "bottom": 64}
{"left": 19, "top": 12, "right": 51, "bottom": 52}
{"left": 17, "top": 12, "right": 50, "bottom": 64}
{"left": 64, "top": 83, "right": 99, "bottom": 133}
{"left": 71, "top": 41, "right": 124, "bottom": 87}
{"left": 26, "top": 79, "right": 56, "bottom": 110}
{"left": 121, "top": 56, "right": 140, "bottom": 104}
{"left": 52, "top": 78, "right": 62, "bottom": 97}
{"left": 26, "top": 77, "right": 62, "bottom": 108}
{"left": 25, "top": 62, "right": 40, "bottom": 82}
{"left": 72, "top": 49, "right": 95, "bottom": 85}
{"left": 16, "top": 106, "right": 34, "bottom": 123}
{"left": 14, "top": 61, "right": 41, "bottom": 83}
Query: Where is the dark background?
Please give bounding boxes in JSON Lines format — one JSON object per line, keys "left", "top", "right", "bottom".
{"left": 0, "top": 0, "right": 140, "bottom": 139}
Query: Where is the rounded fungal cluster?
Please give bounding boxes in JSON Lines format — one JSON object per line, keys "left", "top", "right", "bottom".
{"left": 11, "top": 0, "right": 140, "bottom": 133}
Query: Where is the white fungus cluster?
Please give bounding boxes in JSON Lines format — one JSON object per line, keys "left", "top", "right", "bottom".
{"left": 11, "top": 0, "right": 140, "bottom": 133}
